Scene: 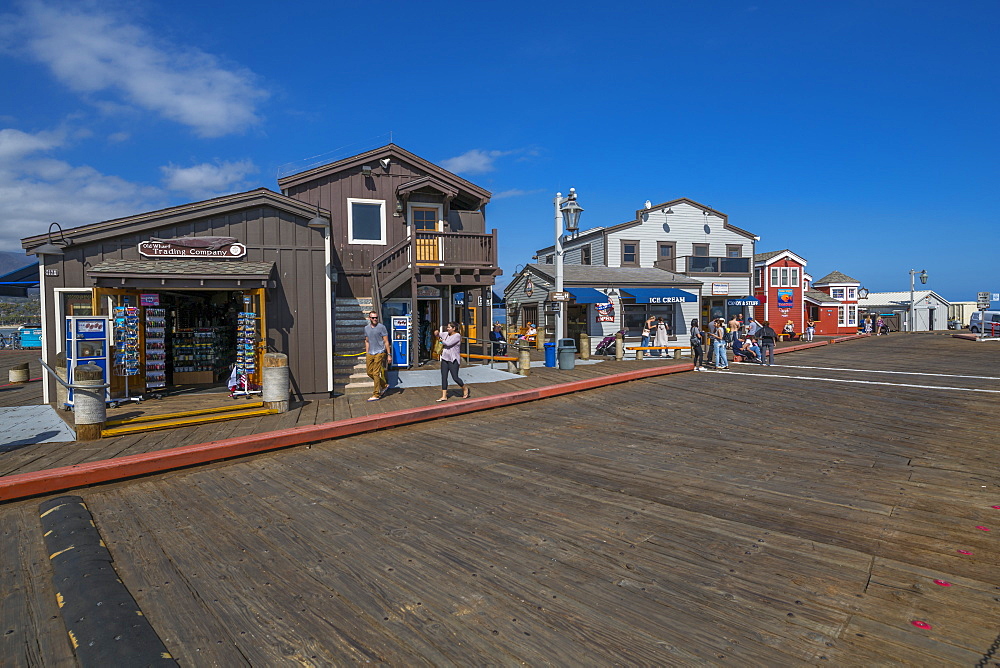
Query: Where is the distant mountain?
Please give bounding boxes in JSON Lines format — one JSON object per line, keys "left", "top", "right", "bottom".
{"left": 0, "top": 251, "right": 34, "bottom": 276}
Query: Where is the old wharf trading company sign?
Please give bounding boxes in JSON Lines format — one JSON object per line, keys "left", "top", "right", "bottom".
{"left": 138, "top": 236, "right": 247, "bottom": 258}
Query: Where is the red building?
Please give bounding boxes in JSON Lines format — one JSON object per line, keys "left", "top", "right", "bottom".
{"left": 753, "top": 250, "right": 807, "bottom": 332}
{"left": 808, "top": 271, "right": 862, "bottom": 335}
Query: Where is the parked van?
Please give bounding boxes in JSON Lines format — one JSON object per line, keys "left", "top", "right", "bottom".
{"left": 969, "top": 310, "right": 1000, "bottom": 335}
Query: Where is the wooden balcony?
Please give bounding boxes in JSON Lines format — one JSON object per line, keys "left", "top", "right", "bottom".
{"left": 374, "top": 230, "right": 501, "bottom": 300}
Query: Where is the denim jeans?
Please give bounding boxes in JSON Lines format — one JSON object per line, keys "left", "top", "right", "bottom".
{"left": 713, "top": 340, "right": 728, "bottom": 368}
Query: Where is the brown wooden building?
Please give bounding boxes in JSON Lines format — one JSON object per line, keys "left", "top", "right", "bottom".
{"left": 278, "top": 144, "right": 500, "bottom": 376}
{"left": 21, "top": 144, "right": 500, "bottom": 402}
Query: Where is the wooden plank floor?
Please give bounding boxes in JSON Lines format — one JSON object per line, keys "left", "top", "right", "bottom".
{"left": 2, "top": 333, "right": 999, "bottom": 665}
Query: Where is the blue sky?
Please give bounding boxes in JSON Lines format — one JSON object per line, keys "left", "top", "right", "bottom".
{"left": 1, "top": 0, "right": 997, "bottom": 301}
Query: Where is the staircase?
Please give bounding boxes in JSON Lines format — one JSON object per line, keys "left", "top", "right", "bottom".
{"left": 335, "top": 297, "right": 376, "bottom": 394}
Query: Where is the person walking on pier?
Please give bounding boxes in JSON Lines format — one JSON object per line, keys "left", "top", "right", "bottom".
{"left": 364, "top": 311, "right": 391, "bottom": 401}
{"left": 435, "top": 321, "right": 469, "bottom": 402}
{"left": 757, "top": 320, "right": 778, "bottom": 366}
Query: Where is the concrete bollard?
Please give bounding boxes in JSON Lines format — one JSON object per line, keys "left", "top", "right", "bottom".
{"left": 615, "top": 331, "right": 625, "bottom": 361}
{"left": 518, "top": 345, "right": 531, "bottom": 376}
{"left": 535, "top": 328, "right": 546, "bottom": 352}
{"left": 55, "top": 352, "right": 68, "bottom": 408}
{"left": 9, "top": 362, "right": 29, "bottom": 384}
{"left": 73, "top": 363, "right": 106, "bottom": 441}
{"left": 579, "top": 333, "right": 590, "bottom": 360}
{"left": 262, "top": 352, "right": 290, "bottom": 413}
{"left": 635, "top": 348, "right": 645, "bottom": 361}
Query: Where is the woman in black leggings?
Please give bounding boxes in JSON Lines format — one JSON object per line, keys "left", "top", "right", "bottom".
{"left": 435, "top": 321, "right": 469, "bottom": 402}
{"left": 689, "top": 319, "right": 706, "bottom": 371}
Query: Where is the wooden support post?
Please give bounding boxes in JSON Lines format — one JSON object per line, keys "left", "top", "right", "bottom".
{"left": 9, "top": 362, "right": 29, "bottom": 384}
{"left": 615, "top": 331, "right": 625, "bottom": 361}
{"left": 518, "top": 346, "right": 531, "bottom": 376}
{"left": 262, "top": 353, "right": 289, "bottom": 413}
{"left": 535, "top": 328, "right": 546, "bottom": 352}
{"left": 54, "top": 352, "right": 67, "bottom": 408}
{"left": 73, "top": 363, "right": 106, "bottom": 441}
{"left": 579, "top": 333, "right": 590, "bottom": 360}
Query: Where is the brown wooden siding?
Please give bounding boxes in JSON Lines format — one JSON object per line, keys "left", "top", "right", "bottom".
{"left": 284, "top": 156, "right": 481, "bottom": 298}
{"left": 40, "top": 205, "right": 330, "bottom": 398}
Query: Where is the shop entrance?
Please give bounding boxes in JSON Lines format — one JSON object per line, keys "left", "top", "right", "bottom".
{"left": 416, "top": 298, "right": 441, "bottom": 362}
{"left": 567, "top": 304, "right": 588, "bottom": 347}
{"left": 93, "top": 287, "right": 265, "bottom": 398}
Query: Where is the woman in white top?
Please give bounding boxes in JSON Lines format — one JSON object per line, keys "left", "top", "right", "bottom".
{"left": 434, "top": 321, "right": 469, "bottom": 402}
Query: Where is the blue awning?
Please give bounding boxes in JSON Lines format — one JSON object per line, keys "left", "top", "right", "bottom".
{"left": 622, "top": 288, "right": 698, "bottom": 304}
{"left": 566, "top": 287, "right": 611, "bottom": 303}
{"left": 726, "top": 296, "right": 760, "bottom": 307}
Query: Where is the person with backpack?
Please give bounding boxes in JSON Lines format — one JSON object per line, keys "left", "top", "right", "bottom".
{"left": 757, "top": 320, "right": 778, "bottom": 366}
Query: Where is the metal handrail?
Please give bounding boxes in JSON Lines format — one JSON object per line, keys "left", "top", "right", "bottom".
{"left": 39, "top": 359, "right": 111, "bottom": 390}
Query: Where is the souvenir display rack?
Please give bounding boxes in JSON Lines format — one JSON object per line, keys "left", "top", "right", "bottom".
{"left": 232, "top": 295, "right": 261, "bottom": 397}
{"left": 112, "top": 305, "right": 143, "bottom": 403}
{"left": 144, "top": 307, "right": 167, "bottom": 390}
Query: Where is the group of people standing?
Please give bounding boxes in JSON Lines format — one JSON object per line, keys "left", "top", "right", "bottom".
{"left": 689, "top": 315, "right": 779, "bottom": 371}
{"left": 640, "top": 316, "right": 672, "bottom": 355}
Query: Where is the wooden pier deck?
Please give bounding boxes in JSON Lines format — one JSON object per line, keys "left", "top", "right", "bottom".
{"left": 3, "top": 334, "right": 999, "bottom": 665}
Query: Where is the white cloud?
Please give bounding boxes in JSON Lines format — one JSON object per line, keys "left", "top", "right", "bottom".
{"left": 0, "top": 126, "right": 162, "bottom": 250}
{"left": 492, "top": 188, "right": 544, "bottom": 199}
{"left": 8, "top": 2, "right": 267, "bottom": 137}
{"left": 440, "top": 149, "right": 516, "bottom": 175}
{"left": 161, "top": 160, "right": 257, "bottom": 198}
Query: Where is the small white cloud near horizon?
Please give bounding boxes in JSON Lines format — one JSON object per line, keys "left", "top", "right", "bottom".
{"left": 440, "top": 149, "right": 517, "bottom": 175}
{"left": 7, "top": 2, "right": 268, "bottom": 137}
{"left": 161, "top": 160, "right": 257, "bottom": 199}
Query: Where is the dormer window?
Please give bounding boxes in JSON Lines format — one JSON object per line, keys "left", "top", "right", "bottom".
{"left": 832, "top": 288, "right": 845, "bottom": 300}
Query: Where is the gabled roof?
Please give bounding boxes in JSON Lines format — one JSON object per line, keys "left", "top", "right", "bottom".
{"left": 276, "top": 143, "right": 491, "bottom": 203}
{"left": 814, "top": 270, "right": 860, "bottom": 285}
{"left": 804, "top": 290, "right": 840, "bottom": 304}
{"left": 753, "top": 249, "right": 807, "bottom": 266}
{"left": 858, "top": 290, "right": 950, "bottom": 306}
{"left": 21, "top": 188, "right": 325, "bottom": 252}
{"left": 505, "top": 264, "right": 700, "bottom": 295}
{"left": 397, "top": 175, "right": 458, "bottom": 200}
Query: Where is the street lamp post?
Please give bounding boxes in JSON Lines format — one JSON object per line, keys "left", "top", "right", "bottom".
{"left": 553, "top": 188, "right": 583, "bottom": 342}
{"left": 908, "top": 269, "right": 928, "bottom": 332}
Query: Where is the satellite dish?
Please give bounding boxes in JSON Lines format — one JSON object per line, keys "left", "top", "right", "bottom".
{"left": 644, "top": 200, "right": 652, "bottom": 209}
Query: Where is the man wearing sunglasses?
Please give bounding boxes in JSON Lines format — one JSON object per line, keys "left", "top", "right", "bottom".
{"left": 363, "top": 311, "right": 391, "bottom": 401}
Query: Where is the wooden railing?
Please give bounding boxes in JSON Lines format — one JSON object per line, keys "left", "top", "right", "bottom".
{"left": 414, "top": 230, "right": 497, "bottom": 266}
{"left": 372, "top": 230, "right": 498, "bottom": 304}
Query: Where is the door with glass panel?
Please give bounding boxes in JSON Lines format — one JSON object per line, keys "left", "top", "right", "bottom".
{"left": 413, "top": 207, "right": 440, "bottom": 264}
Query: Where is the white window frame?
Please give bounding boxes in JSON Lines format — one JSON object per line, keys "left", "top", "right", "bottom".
{"left": 790, "top": 267, "right": 799, "bottom": 287}
{"left": 848, "top": 305, "right": 857, "bottom": 325}
{"left": 838, "top": 307, "right": 846, "bottom": 325}
{"left": 780, "top": 267, "right": 789, "bottom": 286}
{"left": 831, "top": 288, "right": 845, "bottom": 300}
{"left": 847, "top": 287, "right": 856, "bottom": 300}
{"left": 347, "top": 198, "right": 387, "bottom": 245}
{"left": 770, "top": 268, "right": 779, "bottom": 286}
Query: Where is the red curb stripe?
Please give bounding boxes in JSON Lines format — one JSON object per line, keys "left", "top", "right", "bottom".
{"left": 0, "top": 363, "right": 692, "bottom": 502}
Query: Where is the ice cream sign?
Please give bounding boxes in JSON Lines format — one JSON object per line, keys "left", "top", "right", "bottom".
{"left": 138, "top": 236, "right": 246, "bottom": 258}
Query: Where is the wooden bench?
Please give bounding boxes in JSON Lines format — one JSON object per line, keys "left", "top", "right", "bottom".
{"left": 460, "top": 353, "right": 518, "bottom": 363}
{"left": 778, "top": 332, "right": 802, "bottom": 341}
{"left": 625, "top": 345, "right": 688, "bottom": 360}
